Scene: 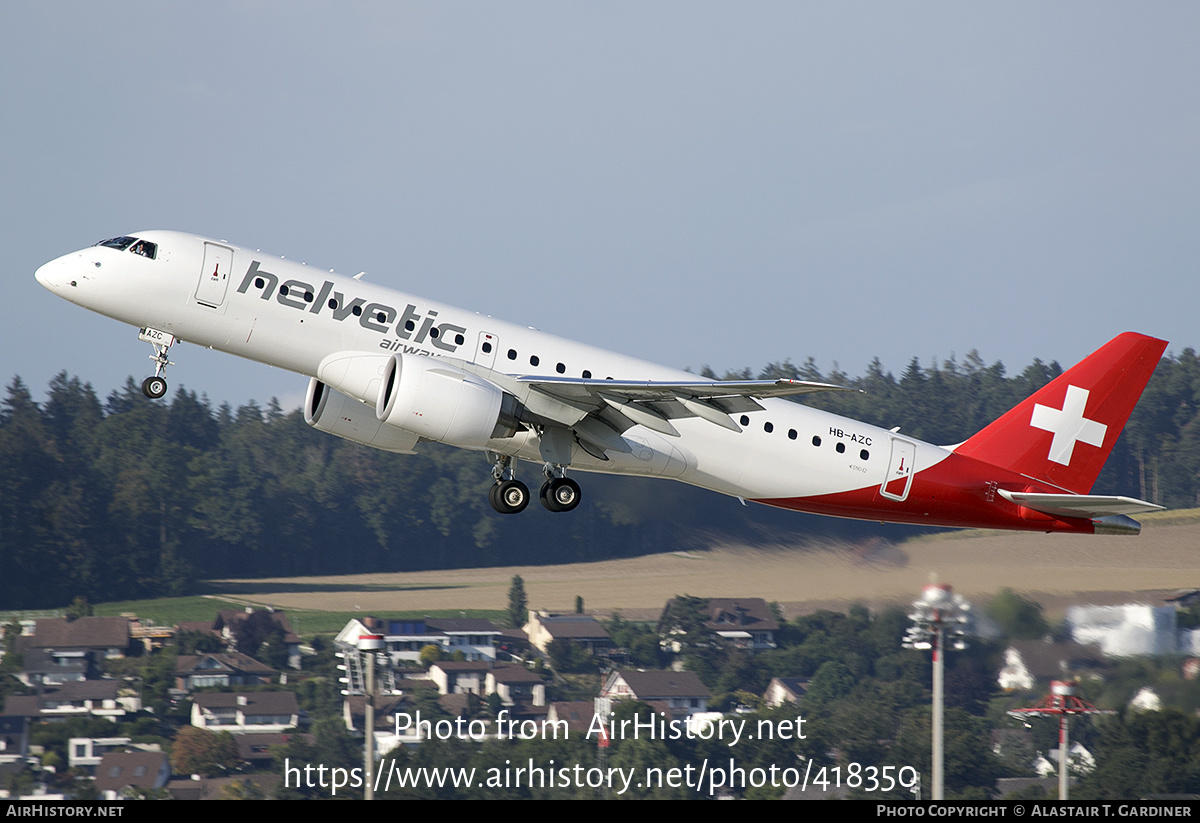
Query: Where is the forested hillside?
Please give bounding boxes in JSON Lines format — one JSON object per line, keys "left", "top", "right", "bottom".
{"left": 2, "top": 346, "right": 1198, "bottom": 609}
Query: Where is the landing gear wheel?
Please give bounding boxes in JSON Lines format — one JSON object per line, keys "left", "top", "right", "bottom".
{"left": 142, "top": 376, "right": 167, "bottom": 399}
{"left": 490, "top": 479, "right": 530, "bottom": 514}
{"left": 540, "top": 477, "right": 581, "bottom": 512}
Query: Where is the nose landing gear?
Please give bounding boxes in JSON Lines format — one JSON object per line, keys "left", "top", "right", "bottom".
{"left": 138, "top": 327, "right": 176, "bottom": 399}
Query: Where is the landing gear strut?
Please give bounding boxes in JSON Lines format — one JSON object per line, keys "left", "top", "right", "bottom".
{"left": 487, "top": 453, "right": 529, "bottom": 514}
{"left": 539, "top": 464, "right": 581, "bottom": 512}
{"left": 138, "top": 327, "right": 176, "bottom": 399}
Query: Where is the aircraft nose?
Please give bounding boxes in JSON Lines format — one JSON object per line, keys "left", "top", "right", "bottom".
{"left": 34, "top": 259, "right": 59, "bottom": 291}
{"left": 35, "top": 253, "right": 80, "bottom": 294}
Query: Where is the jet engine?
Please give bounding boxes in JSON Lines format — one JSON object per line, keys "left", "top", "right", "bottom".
{"left": 303, "top": 378, "right": 419, "bottom": 453}
{"left": 376, "top": 353, "right": 519, "bottom": 448}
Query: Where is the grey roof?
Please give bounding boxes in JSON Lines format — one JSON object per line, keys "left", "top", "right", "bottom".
{"left": 703, "top": 598, "right": 780, "bottom": 632}
{"left": 94, "top": 751, "right": 168, "bottom": 793}
{"left": 539, "top": 616, "right": 611, "bottom": 640}
{"left": 488, "top": 664, "right": 545, "bottom": 684}
{"left": 1008, "top": 640, "right": 1107, "bottom": 679}
{"left": 425, "top": 618, "right": 501, "bottom": 634}
{"left": 192, "top": 691, "right": 299, "bottom": 714}
{"left": 32, "top": 617, "right": 129, "bottom": 650}
{"left": 176, "top": 652, "right": 276, "bottom": 676}
{"left": 431, "top": 661, "right": 492, "bottom": 673}
{"left": 213, "top": 609, "right": 301, "bottom": 644}
{"left": 615, "top": 670, "right": 710, "bottom": 699}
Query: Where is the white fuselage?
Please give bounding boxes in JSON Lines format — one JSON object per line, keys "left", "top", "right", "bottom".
{"left": 35, "top": 230, "right": 938, "bottom": 506}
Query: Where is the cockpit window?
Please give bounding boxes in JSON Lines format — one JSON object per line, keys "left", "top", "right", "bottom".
{"left": 129, "top": 240, "right": 157, "bottom": 259}
{"left": 94, "top": 236, "right": 157, "bottom": 259}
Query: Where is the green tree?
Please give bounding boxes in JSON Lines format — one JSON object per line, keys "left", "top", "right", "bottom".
{"left": 419, "top": 644, "right": 443, "bottom": 668}
{"left": 170, "top": 726, "right": 240, "bottom": 777}
{"left": 508, "top": 575, "right": 528, "bottom": 629}
{"left": 987, "top": 588, "right": 1049, "bottom": 640}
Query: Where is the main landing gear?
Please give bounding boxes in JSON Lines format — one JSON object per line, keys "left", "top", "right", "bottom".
{"left": 486, "top": 454, "right": 582, "bottom": 514}
{"left": 138, "top": 327, "right": 176, "bottom": 399}
{"left": 540, "top": 467, "right": 581, "bottom": 513}
{"left": 488, "top": 454, "right": 530, "bottom": 514}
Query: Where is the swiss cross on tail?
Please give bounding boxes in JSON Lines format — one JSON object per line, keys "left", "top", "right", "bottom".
{"left": 955, "top": 333, "right": 1167, "bottom": 494}
{"left": 1030, "top": 385, "right": 1107, "bottom": 466}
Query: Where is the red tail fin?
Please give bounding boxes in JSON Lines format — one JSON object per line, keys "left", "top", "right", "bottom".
{"left": 954, "top": 332, "right": 1167, "bottom": 493}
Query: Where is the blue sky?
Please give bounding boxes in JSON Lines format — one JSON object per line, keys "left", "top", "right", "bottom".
{"left": 5, "top": 2, "right": 1198, "bottom": 410}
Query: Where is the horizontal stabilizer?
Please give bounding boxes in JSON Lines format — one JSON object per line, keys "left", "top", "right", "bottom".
{"left": 997, "top": 489, "right": 1164, "bottom": 519}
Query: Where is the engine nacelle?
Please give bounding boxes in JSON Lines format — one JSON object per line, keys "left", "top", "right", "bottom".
{"left": 304, "top": 378, "right": 419, "bottom": 453}
{"left": 376, "top": 353, "right": 516, "bottom": 448}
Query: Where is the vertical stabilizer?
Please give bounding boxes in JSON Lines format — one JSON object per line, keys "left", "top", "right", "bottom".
{"left": 954, "top": 332, "right": 1167, "bottom": 493}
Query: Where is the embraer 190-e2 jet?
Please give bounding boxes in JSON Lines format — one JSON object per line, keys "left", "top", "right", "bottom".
{"left": 36, "top": 231, "right": 1167, "bottom": 535}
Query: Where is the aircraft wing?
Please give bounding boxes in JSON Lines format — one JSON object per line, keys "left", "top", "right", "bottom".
{"left": 997, "top": 490, "right": 1165, "bottom": 519}
{"left": 515, "top": 376, "right": 856, "bottom": 438}
{"left": 516, "top": 376, "right": 855, "bottom": 402}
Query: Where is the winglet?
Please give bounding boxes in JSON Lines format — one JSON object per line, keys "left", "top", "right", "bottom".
{"left": 954, "top": 332, "right": 1167, "bottom": 493}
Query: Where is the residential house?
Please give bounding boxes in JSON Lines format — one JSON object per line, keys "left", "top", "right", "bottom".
{"left": 211, "top": 608, "right": 302, "bottom": 669}
{"left": 428, "top": 661, "right": 488, "bottom": 696}
{"left": 997, "top": 640, "right": 1107, "bottom": 691}
{"left": 597, "top": 669, "right": 710, "bottom": 717}
{"left": 2, "top": 681, "right": 137, "bottom": 722}
{"left": 659, "top": 597, "right": 779, "bottom": 652}
{"left": 1067, "top": 603, "right": 1179, "bottom": 657}
{"left": 337, "top": 616, "right": 501, "bottom": 664}
{"left": 547, "top": 701, "right": 597, "bottom": 736}
{"left": 486, "top": 665, "right": 546, "bottom": 707}
{"left": 763, "top": 677, "right": 808, "bottom": 708}
{"left": 523, "top": 612, "right": 610, "bottom": 655}
{"left": 166, "top": 774, "right": 282, "bottom": 801}
{"left": 93, "top": 751, "right": 170, "bottom": 800}
{"left": 18, "top": 648, "right": 100, "bottom": 687}
{"left": 68, "top": 737, "right": 159, "bottom": 772}
{"left": 26, "top": 616, "right": 131, "bottom": 660}
{"left": 175, "top": 651, "right": 277, "bottom": 690}
{"left": 0, "top": 717, "right": 29, "bottom": 767}
{"left": 190, "top": 692, "right": 300, "bottom": 733}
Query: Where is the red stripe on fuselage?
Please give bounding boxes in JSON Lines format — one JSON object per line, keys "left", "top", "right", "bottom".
{"left": 752, "top": 450, "right": 1096, "bottom": 533}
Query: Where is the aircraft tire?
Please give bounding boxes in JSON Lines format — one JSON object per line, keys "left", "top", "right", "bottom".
{"left": 493, "top": 479, "right": 530, "bottom": 514}
{"left": 541, "top": 477, "right": 581, "bottom": 512}
{"left": 142, "top": 376, "right": 167, "bottom": 399}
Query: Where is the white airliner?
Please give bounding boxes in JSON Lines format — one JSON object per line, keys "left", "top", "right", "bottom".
{"left": 36, "top": 231, "right": 1167, "bottom": 534}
